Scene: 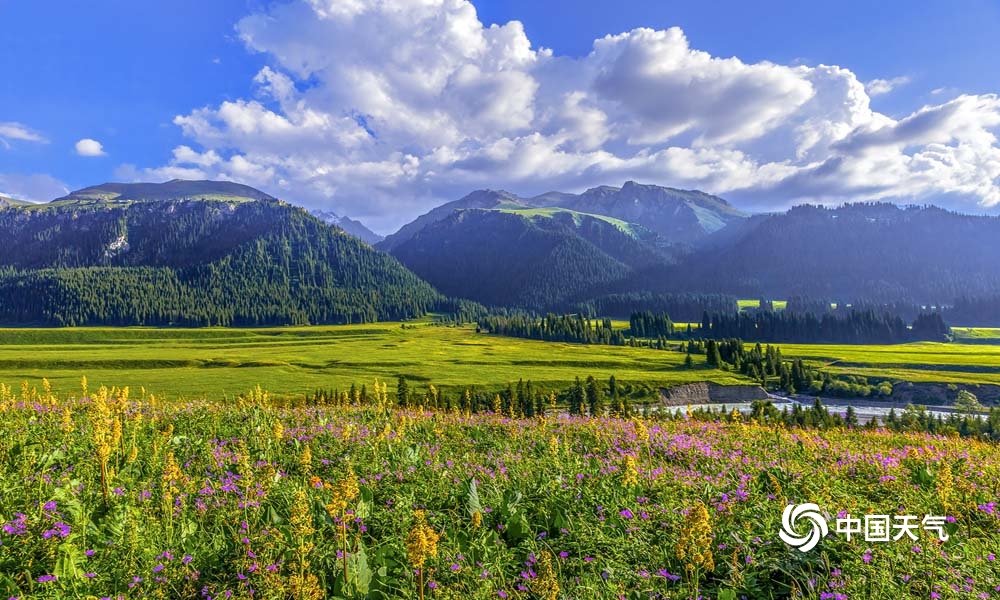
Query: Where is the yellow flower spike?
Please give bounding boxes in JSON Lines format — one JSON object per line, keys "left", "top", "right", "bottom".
{"left": 936, "top": 461, "right": 954, "bottom": 514}
{"left": 300, "top": 444, "right": 313, "bottom": 474}
{"left": 60, "top": 406, "right": 75, "bottom": 434}
{"left": 531, "top": 551, "right": 560, "bottom": 600}
{"left": 676, "top": 501, "right": 715, "bottom": 581}
{"left": 622, "top": 454, "right": 639, "bottom": 487}
{"left": 406, "top": 510, "right": 439, "bottom": 569}
{"left": 406, "top": 509, "right": 440, "bottom": 600}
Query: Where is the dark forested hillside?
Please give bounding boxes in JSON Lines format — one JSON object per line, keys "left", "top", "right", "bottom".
{"left": 0, "top": 189, "right": 441, "bottom": 326}
{"left": 700, "top": 309, "right": 950, "bottom": 344}
{"left": 670, "top": 203, "right": 1000, "bottom": 302}
{"left": 572, "top": 292, "right": 739, "bottom": 321}
{"left": 389, "top": 208, "right": 669, "bottom": 309}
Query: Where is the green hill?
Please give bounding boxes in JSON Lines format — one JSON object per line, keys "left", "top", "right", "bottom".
{"left": 390, "top": 208, "right": 671, "bottom": 309}
{"left": 0, "top": 195, "right": 31, "bottom": 208}
{"left": 0, "top": 181, "right": 441, "bottom": 326}
{"left": 49, "top": 179, "right": 276, "bottom": 206}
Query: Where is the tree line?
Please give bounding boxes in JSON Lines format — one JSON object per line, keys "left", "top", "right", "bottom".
{"left": 302, "top": 376, "right": 1000, "bottom": 442}
{"left": 699, "top": 309, "right": 949, "bottom": 343}
{"left": 477, "top": 313, "right": 627, "bottom": 345}
{"left": 310, "top": 374, "right": 645, "bottom": 419}
{"left": 688, "top": 338, "right": 894, "bottom": 398}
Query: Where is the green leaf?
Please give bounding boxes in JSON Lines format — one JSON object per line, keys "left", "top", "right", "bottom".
{"left": 182, "top": 519, "right": 198, "bottom": 541}
{"left": 355, "top": 497, "right": 371, "bottom": 520}
{"left": 54, "top": 542, "right": 85, "bottom": 581}
{"left": 465, "top": 478, "right": 483, "bottom": 517}
{"left": 267, "top": 504, "right": 283, "bottom": 526}
{"left": 504, "top": 513, "right": 531, "bottom": 544}
{"left": 350, "top": 544, "right": 373, "bottom": 594}
{"left": 0, "top": 573, "right": 21, "bottom": 597}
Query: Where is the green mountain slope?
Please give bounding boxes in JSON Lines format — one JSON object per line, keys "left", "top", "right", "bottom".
{"left": 0, "top": 182, "right": 441, "bottom": 326}
{"left": 378, "top": 189, "right": 531, "bottom": 251}
{"left": 389, "top": 208, "right": 669, "bottom": 309}
{"left": 0, "top": 195, "right": 31, "bottom": 208}
{"left": 535, "top": 181, "right": 746, "bottom": 243}
{"left": 51, "top": 179, "right": 277, "bottom": 205}
{"left": 382, "top": 182, "right": 746, "bottom": 251}
{"left": 663, "top": 202, "right": 1000, "bottom": 302}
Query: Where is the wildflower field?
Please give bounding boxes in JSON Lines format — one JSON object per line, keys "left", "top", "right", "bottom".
{"left": 1, "top": 381, "right": 1000, "bottom": 600}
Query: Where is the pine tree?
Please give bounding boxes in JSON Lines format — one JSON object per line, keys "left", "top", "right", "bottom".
{"left": 585, "top": 375, "right": 603, "bottom": 418}
{"left": 845, "top": 405, "right": 858, "bottom": 427}
{"left": 569, "top": 377, "right": 584, "bottom": 416}
{"left": 397, "top": 375, "right": 410, "bottom": 408}
{"left": 706, "top": 340, "right": 722, "bottom": 367}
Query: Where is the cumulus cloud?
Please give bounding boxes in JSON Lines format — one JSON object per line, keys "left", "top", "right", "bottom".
{"left": 866, "top": 76, "right": 911, "bottom": 97}
{"left": 0, "top": 121, "right": 47, "bottom": 147}
{"left": 75, "top": 138, "right": 106, "bottom": 157}
{"left": 133, "top": 0, "right": 1000, "bottom": 232}
{"left": 0, "top": 173, "right": 69, "bottom": 202}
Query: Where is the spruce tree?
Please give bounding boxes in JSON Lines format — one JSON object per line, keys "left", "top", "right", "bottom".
{"left": 586, "top": 375, "right": 603, "bottom": 417}
{"left": 397, "top": 375, "right": 409, "bottom": 407}
{"left": 569, "top": 377, "right": 585, "bottom": 416}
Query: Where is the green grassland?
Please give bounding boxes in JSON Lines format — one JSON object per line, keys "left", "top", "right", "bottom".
{"left": 4, "top": 321, "right": 1000, "bottom": 400}
{"left": 0, "top": 321, "right": 746, "bottom": 400}
{"left": 499, "top": 207, "right": 651, "bottom": 238}
{"left": 737, "top": 299, "right": 787, "bottom": 311}
{"left": 952, "top": 327, "right": 1000, "bottom": 341}
{"left": 775, "top": 341, "right": 1000, "bottom": 384}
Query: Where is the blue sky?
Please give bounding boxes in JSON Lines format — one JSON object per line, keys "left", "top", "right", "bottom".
{"left": 2, "top": 0, "right": 1000, "bottom": 232}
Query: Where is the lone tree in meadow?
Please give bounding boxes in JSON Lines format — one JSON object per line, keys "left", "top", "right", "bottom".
{"left": 954, "top": 389, "right": 984, "bottom": 413}
{"left": 585, "top": 375, "right": 603, "bottom": 417}
{"left": 397, "top": 375, "right": 410, "bottom": 407}
{"left": 569, "top": 376, "right": 585, "bottom": 416}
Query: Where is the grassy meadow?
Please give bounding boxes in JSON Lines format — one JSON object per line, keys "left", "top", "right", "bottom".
{"left": 775, "top": 342, "right": 1000, "bottom": 386}
{"left": 4, "top": 321, "right": 1000, "bottom": 402}
{"left": 0, "top": 321, "right": 748, "bottom": 401}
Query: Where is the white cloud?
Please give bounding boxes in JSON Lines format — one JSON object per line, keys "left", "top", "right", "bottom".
{"left": 75, "top": 138, "right": 106, "bottom": 157}
{"left": 135, "top": 0, "right": 1000, "bottom": 232}
{"left": 0, "top": 173, "right": 69, "bottom": 202}
{"left": 866, "top": 76, "right": 911, "bottom": 97}
{"left": 0, "top": 121, "right": 47, "bottom": 147}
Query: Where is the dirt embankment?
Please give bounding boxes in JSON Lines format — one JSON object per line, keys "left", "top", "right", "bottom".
{"left": 659, "top": 382, "right": 768, "bottom": 406}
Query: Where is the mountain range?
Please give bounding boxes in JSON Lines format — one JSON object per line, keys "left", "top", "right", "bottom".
{"left": 3, "top": 178, "right": 1000, "bottom": 325}
{"left": 379, "top": 181, "right": 744, "bottom": 250}
{"left": 378, "top": 185, "right": 1000, "bottom": 310}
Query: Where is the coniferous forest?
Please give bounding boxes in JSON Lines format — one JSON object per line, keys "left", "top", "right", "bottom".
{"left": 0, "top": 200, "right": 441, "bottom": 325}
